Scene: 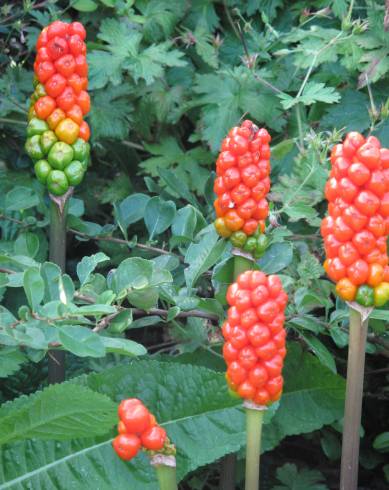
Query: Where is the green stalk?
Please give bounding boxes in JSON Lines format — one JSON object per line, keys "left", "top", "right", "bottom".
{"left": 219, "top": 251, "right": 253, "bottom": 490}
{"left": 340, "top": 306, "right": 369, "bottom": 490}
{"left": 48, "top": 193, "right": 70, "bottom": 384}
{"left": 153, "top": 457, "right": 177, "bottom": 490}
{"left": 245, "top": 407, "right": 264, "bottom": 490}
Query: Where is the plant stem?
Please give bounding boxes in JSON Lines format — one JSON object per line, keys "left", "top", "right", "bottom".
{"left": 340, "top": 306, "right": 369, "bottom": 490}
{"left": 154, "top": 462, "right": 177, "bottom": 490}
{"left": 245, "top": 408, "right": 264, "bottom": 490}
{"left": 48, "top": 196, "right": 69, "bottom": 384}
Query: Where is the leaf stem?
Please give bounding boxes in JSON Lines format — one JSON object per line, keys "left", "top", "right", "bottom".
{"left": 245, "top": 407, "right": 264, "bottom": 490}
{"left": 340, "top": 306, "right": 369, "bottom": 490}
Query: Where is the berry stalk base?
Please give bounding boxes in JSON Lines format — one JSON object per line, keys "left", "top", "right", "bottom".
{"left": 152, "top": 456, "right": 177, "bottom": 490}
{"left": 340, "top": 306, "right": 370, "bottom": 490}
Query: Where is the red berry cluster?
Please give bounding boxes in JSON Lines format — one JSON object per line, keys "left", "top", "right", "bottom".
{"left": 112, "top": 399, "right": 167, "bottom": 461}
{"left": 322, "top": 132, "right": 389, "bottom": 304}
{"left": 222, "top": 270, "right": 288, "bottom": 406}
{"left": 33, "top": 20, "right": 90, "bottom": 141}
{"left": 213, "top": 120, "right": 271, "bottom": 242}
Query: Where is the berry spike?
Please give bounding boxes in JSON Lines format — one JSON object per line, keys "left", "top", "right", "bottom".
{"left": 213, "top": 120, "right": 271, "bottom": 258}
{"left": 322, "top": 132, "right": 389, "bottom": 307}
{"left": 26, "top": 21, "right": 91, "bottom": 197}
{"left": 222, "top": 270, "right": 288, "bottom": 406}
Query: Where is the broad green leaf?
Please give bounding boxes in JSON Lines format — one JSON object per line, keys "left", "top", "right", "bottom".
{"left": 257, "top": 242, "right": 293, "bottom": 274}
{"left": 127, "top": 286, "right": 159, "bottom": 310}
{"left": 108, "top": 310, "right": 133, "bottom": 333}
{"left": 14, "top": 233, "right": 39, "bottom": 259}
{"left": 109, "top": 257, "right": 153, "bottom": 295}
{"left": 0, "top": 345, "right": 345, "bottom": 488}
{"left": 5, "top": 187, "right": 39, "bottom": 212}
{"left": 23, "top": 268, "right": 44, "bottom": 310}
{"left": 273, "top": 463, "right": 328, "bottom": 489}
{"left": 184, "top": 227, "right": 229, "bottom": 288}
{"left": 100, "top": 337, "right": 147, "bottom": 356}
{"left": 320, "top": 89, "right": 370, "bottom": 133}
{"left": 76, "top": 304, "right": 116, "bottom": 316}
{"left": 77, "top": 253, "right": 110, "bottom": 287}
{"left": 144, "top": 197, "right": 176, "bottom": 239}
{"left": 114, "top": 193, "right": 150, "bottom": 239}
{"left": 373, "top": 432, "right": 389, "bottom": 452}
{"left": 298, "top": 332, "right": 337, "bottom": 374}
{"left": 0, "top": 348, "right": 26, "bottom": 378}
{"left": 57, "top": 326, "right": 106, "bottom": 358}
{"left": 0, "top": 383, "right": 116, "bottom": 445}
{"left": 171, "top": 205, "right": 197, "bottom": 240}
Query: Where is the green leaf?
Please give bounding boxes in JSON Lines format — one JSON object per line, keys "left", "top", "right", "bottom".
{"left": 110, "top": 257, "right": 153, "bottom": 295}
{"left": 5, "top": 187, "right": 39, "bottom": 212}
{"left": 0, "top": 345, "right": 345, "bottom": 488}
{"left": 14, "top": 233, "right": 39, "bottom": 259}
{"left": 257, "top": 242, "right": 293, "bottom": 274}
{"left": 320, "top": 89, "right": 370, "bottom": 133}
{"left": 373, "top": 432, "right": 389, "bottom": 452}
{"left": 171, "top": 205, "right": 197, "bottom": 240}
{"left": 158, "top": 167, "right": 200, "bottom": 207}
{"left": 0, "top": 383, "right": 116, "bottom": 445}
{"left": 72, "top": 0, "right": 98, "bottom": 11}
{"left": 76, "top": 304, "right": 116, "bottom": 316}
{"left": 77, "top": 252, "right": 110, "bottom": 287}
{"left": 184, "top": 227, "right": 229, "bottom": 288}
{"left": 89, "top": 85, "right": 133, "bottom": 139}
{"left": 57, "top": 326, "right": 106, "bottom": 358}
{"left": 279, "top": 82, "right": 340, "bottom": 110}
{"left": 299, "top": 333, "right": 337, "bottom": 374}
{"left": 144, "top": 197, "right": 176, "bottom": 239}
{"left": 23, "top": 268, "right": 44, "bottom": 310}
{"left": 100, "top": 337, "right": 147, "bottom": 357}
{"left": 0, "top": 348, "right": 27, "bottom": 378}
{"left": 273, "top": 463, "right": 328, "bottom": 489}
{"left": 114, "top": 193, "right": 150, "bottom": 239}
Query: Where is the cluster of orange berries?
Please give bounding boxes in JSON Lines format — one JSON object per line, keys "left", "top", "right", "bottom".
{"left": 322, "top": 132, "right": 389, "bottom": 307}
{"left": 213, "top": 120, "right": 271, "bottom": 255}
{"left": 222, "top": 270, "right": 288, "bottom": 406}
{"left": 112, "top": 398, "right": 169, "bottom": 461}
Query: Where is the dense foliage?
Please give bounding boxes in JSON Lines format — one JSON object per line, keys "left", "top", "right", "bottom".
{"left": 0, "top": 0, "right": 389, "bottom": 488}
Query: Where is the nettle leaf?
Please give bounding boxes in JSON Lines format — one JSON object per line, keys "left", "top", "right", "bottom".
{"left": 185, "top": 227, "right": 229, "bottom": 288}
{"left": 279, "top": 82, "right": 340, "bottom": 110}
{"left": 77, "top": 252, "right": 110, "bottom": 287}
{"left": 0, "top": 346, "right": 345, "bottom": 489}
{"left": 90, "top": 85, "right": 133, "bottom": 140}
{"left": 0, "top": 383, "right": 116, "bottom": 445}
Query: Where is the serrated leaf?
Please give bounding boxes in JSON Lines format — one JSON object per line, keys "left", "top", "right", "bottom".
{"left": 279, "top": 82, "right": 340, "bottom": 110}
{"left": 0, "top": 348, "right": 27, "bottom": 378}
{"left": 320, "top": 89, "right": 370, "bottom": 132}
{"left": 0, "top": 383, "right": 116, "bottom": 445}
{"left": 0, "top": 345, "right": 345, "bottom": 488}
{"left": 274, "top": 463, "right": 328, "bottom": 489}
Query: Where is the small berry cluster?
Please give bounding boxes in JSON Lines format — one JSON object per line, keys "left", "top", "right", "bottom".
{"left": 222, "top": 270, "right": 288, "bottom": 406}
{"left": 112, "top": 398, "right": 168, "bottom": 461}
{"left": 322, "top": 132, "right": 389, "bottom": 307}
{"left": 213, "top": 120, "right": 271, "bottom": 257}
{"left": 26, "top": 20, "right": 90, "bottom": 196}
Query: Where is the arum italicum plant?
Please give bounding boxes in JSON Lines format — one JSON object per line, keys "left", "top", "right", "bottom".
{"left": 26, "top": 20, "right": 91, "bottom": 383}
{"left": 213, "top": 121, "right": 288, "bottom": 489}
{"left": 322, "top": 131, "right": 389, "bottom": 489}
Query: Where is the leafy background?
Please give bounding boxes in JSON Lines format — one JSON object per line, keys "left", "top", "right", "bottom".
{"left": 1, "top": 0, "right": 389, "bottom": 488}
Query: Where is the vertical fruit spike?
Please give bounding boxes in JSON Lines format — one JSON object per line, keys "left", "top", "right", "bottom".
{"left": 26, "top": 21, "right": 91, "bottom": 196}
{"left": 214, "top": 120, "right": 271, "bottom": 258}
{"left": 322, "top": 132, "right": 389, "bottom": 307}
